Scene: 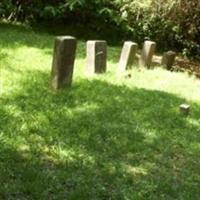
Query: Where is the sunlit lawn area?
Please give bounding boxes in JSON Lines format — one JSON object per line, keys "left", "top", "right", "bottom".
{"left": 0, "top": 22, "right": 200, "bottom": 200}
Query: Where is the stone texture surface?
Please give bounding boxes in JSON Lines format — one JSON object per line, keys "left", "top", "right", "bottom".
{"left": 118, "top": 41, "right": 138, "bottom": 71}
{"left": 86, "top": 40, "right": 107, "bottom": 74}
{"left": 50, "top": 36, "right": 77, "bottom": 89}
{"left": 140, "top": 41, "right": 156, "bottom": 67}
{"left": 162, "top": 51, "right": 176, "bottom": 70}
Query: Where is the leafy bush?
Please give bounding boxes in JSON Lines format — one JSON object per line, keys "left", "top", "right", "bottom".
{"left": 0, "top": 0, "right": 200, "bottom": 58}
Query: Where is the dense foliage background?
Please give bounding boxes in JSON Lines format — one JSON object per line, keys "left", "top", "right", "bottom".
{"left": 0, "top": 0, "right": 199, "bottom": 58}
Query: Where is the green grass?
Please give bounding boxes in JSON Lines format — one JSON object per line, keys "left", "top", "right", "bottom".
{"left": 1, "top": 22, "right": 200, "bottom": 200}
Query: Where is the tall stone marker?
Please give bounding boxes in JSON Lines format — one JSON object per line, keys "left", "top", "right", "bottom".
{"left": 162, "top": 51, "right": 176, "bottom": 70}
{"left": 86, "top": 40, "right": 107, "bottom": 74}
{"left": 140, "top": 41, "right": 156, "bottom": 67}
{"left": 119, "top": 41, "right": 138, "bottom": 72}
{"left": 50, "top": 36, "right": 77, "bottom": 90}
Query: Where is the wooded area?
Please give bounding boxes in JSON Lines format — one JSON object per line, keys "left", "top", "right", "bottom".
{"left": 0, "top": 0, "right": 200, "bottom": 58}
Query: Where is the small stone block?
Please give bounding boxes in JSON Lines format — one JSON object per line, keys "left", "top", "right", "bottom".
{"left": 140, "top": 41, "right": 156, "bottom": 68}
{"left": 119, "top": 41, "right": 138, "bottom": 72}
{"left": 180, "top": 104, "right": 190, "bottom": 115}
{"left": 86, "top": 40, "right": 107, "bottom": 74}
{"left": 162, "top": 51, "right": 176, "bottom": 70}
{"left": 50, "top": 36, "right": 77, "bottom": 90}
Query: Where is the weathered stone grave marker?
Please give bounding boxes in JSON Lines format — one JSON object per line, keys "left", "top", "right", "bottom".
{"left": 140, "top": 41, "right": 156, "bottom": 67}
{"left": 50, "top": 36, "right": 77, "bottom": 89}
{"left": 180, "top": 104, "right": 190, "bottom": 116}
{"left": 162, "top": 51, "right": 176, "bottom": 70}
{"left": 119, "top": 41, "right": 138, "bottom": 72}
{"left": 86, "top": 40, "right": 107, "bottom": 74}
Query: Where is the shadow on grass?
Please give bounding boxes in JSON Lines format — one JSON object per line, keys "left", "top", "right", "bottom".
{"left": 1, "top": 71, "right": 200, "bottom": 199}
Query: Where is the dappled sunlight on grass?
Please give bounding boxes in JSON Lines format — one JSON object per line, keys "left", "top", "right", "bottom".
{"left": 1, "top": 22, "right": 200, "bottom": 199}
{"left": 121, "top": 163, "right": 148, "bottom": 176}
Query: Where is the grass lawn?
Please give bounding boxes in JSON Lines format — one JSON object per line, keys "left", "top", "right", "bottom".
{"left": 0, "top": 22, "right": 200, "bottom": 200}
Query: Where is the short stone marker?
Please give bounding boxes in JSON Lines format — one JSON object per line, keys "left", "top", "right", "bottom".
{"left": 180, "top": 104, "right": 190, "bottom": 116}
{"left": 86, "top": 40, "right": 107, "bottom": 74}
{"left": 140, "top": 41, "right": 156, "bottom": 67}
{"left": 119, "top": 41, "right": 138, "bottom": 71}
{"left": 50, "top": 36, "right": 77, "bottom": 89}
{"left": 162, "top": 51, "right": 176, "bottom": 70}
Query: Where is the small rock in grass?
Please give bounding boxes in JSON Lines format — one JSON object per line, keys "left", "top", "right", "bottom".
{"left": 180, "top": 104, "right": 190, "bottom": 116}
{"left": 125, "top": 74, "right": 132, "bottom": 79}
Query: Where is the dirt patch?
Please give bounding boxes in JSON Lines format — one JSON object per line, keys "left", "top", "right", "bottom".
{"left": 174, "top": 58, "right": 200, "bottom": 77}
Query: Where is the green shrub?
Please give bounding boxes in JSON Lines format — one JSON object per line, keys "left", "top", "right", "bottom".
{"left": 0, "top": 0, "right": 199, "bottom": 58}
